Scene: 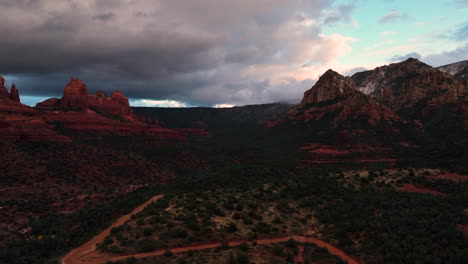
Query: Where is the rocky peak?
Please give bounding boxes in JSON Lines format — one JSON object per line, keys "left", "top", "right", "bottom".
{"left": 64, "top": 77, "right": 88, "bottom": 95}
{"left": 300, "top": 69, "right": 355, "bottom": 105}
{"left": 437, "top": 60, "right": 468, "bottom": 81}
{"left": 351, "top": 58, "right": 467, "bottom": 110}
{"left": 60, "top": 77, "right": 89, "bottom": 109}
{"left": 109, "top": 91, "right": 132, "bottom": 115}
{"left": 96, "top": 91, "right": 107, "bottom": 98}
{"left": 111, "top": 91, "right": 127, "bottom": 101}
{"left": 9, "top": 84, "right": 20, "bottom": 102}
{"left": 0, "top": 75, "right": 10, "bottom": 98}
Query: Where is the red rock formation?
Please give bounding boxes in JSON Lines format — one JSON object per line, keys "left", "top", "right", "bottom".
{"left": 9, "top": 84, "right": 20, "bottom": 102}
{"left": 352, "top": 58, "right": 468, "bottom": 111}
{"left": 57, "top": 77, "right": 133, "bottom": 116}
{"left": 290, "top": 70, "right": 409, "bottom": 131}
{"left": 60, "top": 77, "right": 89, "bottom": 109}
{"left": 0, "top": 76, "right": 71, "bottom": 141}
{"left": 87, "top": 90, "right": 132, "bottom": 116}
{"left": 0, "top": 76, "right": 10, "bottom": 98}
{"left": 0, "top": 98, "right": 70, "bottom": 142}
{"left": 300, "top": 69, "right": 355, "bottom": 106}
{"left": 35, "top": 98, "right": 60, "bottom": 110}
{"left": 437, "top": 60, "right": 468, "bottom": 81}
{"left": 284, "top": 69, "right": 419, "bottom": 168}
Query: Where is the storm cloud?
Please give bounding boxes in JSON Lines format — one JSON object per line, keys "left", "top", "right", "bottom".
{"left": 0, "top": 0, "right": 358, "bottom": 106}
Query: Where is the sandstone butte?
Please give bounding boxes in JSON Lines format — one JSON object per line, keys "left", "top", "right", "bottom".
{"left": 0, "top": 76, "right": 210, "bottom": 141}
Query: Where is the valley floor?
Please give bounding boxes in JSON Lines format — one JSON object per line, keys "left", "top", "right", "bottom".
{"left": 61, "top": 194, "right": 358, "bottom": 264}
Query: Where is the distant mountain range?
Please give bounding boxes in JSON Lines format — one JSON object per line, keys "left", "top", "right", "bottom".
{"left": 0, "top": 58, "right": 467, "bottom": 143}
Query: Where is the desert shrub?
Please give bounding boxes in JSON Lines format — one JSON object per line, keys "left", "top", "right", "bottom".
{"left": 109, "top": 245, "right": 123, "bottom": 254}
{"left": 225, "top": 223, "right": 238, "bottom": 233}
{"left": 160, "top": 229, "right": 188, "bottom": 240}
{"left": 239, "top": 242, "right": 249, "bottom": 251}
{"left": 236, "top": 253, "right": 250, "bottom": 264}
{"left": 135, "top": 239, "right": 159, "bottom": 253}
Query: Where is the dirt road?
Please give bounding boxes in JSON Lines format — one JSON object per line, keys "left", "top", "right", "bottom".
{"left": 62, "top": 193, "right": 359, "bottom": 264}
{"left": 61, "top": 194, "right": 164, "bottom": 264}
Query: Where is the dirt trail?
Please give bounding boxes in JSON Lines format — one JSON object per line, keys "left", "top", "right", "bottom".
{"left": 108, "top": 236, "right": 359, "bottom": 264}
{"left": 62, "top": 193, "right": 359, "bottom": 264}
{"left": 61, "top": 194, "right": 164, "bottom": 264}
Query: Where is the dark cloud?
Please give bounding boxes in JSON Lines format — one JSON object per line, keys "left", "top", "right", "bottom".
{"left": 379, "top": 9, "right": 409, "bottom": 24}
{"left": 0, "top": 0, "right": 361, "bottom": 106}
{"left": 389, "top": 52, "right": 422, "bottom": 62}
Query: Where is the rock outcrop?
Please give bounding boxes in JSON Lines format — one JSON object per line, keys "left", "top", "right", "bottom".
{"left": 437, "top": 60, "right": 468, "bottom": 81}
{"left": 60, "top": 77, "right": 89, "bottom": 109}
{"left": 56, "top": 77, "right": 133, "bottom": 115}
{"left": 9, "top": 84, "right": 20, "bottom": 102}
{"left": 300, "top": 69, "right": 355, "bottom": 106}
{"left": 0, "top": 76, "right": 10, "bottom": 98}
{"left": 87, "top": 90, "right": 132, "bottom": 116}
{"left": 31, "top": 77, "right": 204, "bottom": 139}
{"left": 0, "top": 76, "right": 70, "bottom": 141}
{"left": 35, "top": 98, "right": 61, "bottom": 110}
{"left": 291, "top": 70, "right": 409, "bottom": 131}
{"left": 351, "top": 58, "right": 467, "bottom": 111}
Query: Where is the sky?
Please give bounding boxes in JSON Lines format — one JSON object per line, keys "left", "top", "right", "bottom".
{"left": 0, "top": 0, "right": 467, "bottom": 107}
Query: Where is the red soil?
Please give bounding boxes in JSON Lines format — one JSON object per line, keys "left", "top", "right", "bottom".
{"left": 303, "top": 158, "right": 398, "bottom": 164}
{"left": 428, "top": 173, "right": 468, "bottom": 182}
{"left": 396, "top": 184, "right": 444, "bottom": 196}
{"left": 107, "top": 236, "right": 359, "bottom": 264}
{"left": 61, "top": 195, "right": 165, "bottom": 264}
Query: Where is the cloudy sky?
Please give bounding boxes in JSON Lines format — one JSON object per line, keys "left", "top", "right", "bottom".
{"left": 0, "top": 0, "right": 467, "bottom": 107}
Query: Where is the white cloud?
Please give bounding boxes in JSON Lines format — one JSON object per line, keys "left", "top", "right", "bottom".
{"left": 213, "top": 104, "right": 236, "bottom": 108}
{"left": 379, "top": 9, "right": 409, "bottom": 24}
{"left": 130, "top": 99, "right": 188, "bottom": 108}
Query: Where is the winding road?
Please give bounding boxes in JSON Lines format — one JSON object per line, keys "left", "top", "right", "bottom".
{"left": 61, "top": 194, "right": 359, "bottom": 264}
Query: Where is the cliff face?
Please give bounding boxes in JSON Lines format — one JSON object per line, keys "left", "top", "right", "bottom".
{"left": 300, "top": 69, "right": 355, "bottom": 106}
{"left": 351, "top": 58, "right": 467, "bottom": 111}
{"left": 290, "top": 70, "right": 409, "bottom": 131}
